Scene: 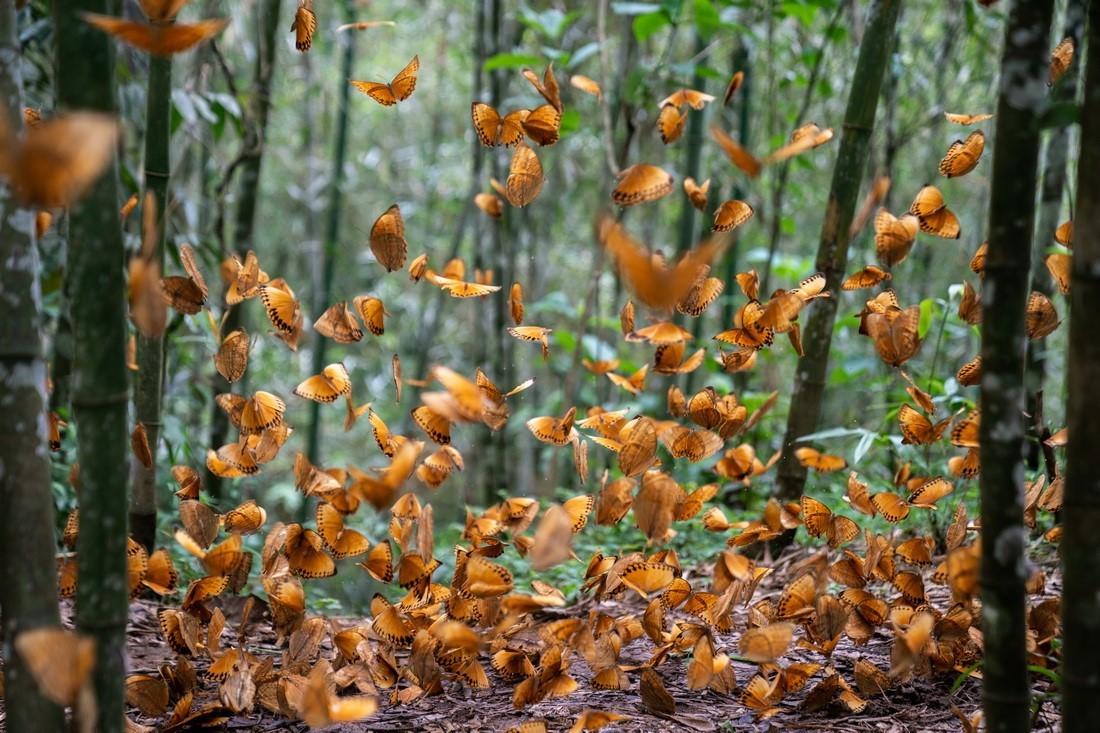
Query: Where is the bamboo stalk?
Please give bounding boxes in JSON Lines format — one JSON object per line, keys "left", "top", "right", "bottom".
{"left": 1061, "top": 3, "right": 1100, "bottom": 729}
{"left": 131, "top": 53, "right": 172, "bottom": 551}
{"left": 1025, "top": 0, "right": 1087, "bottom": 470}
{"left": 305, "top": 0, "right": 356, "bottom": 466}
{"left": 54, "top": 0, "right": 131, "bottom": 728}
{"left": 0, "top": 2, "right": 65, "bottom": 729}
{"left": 978, "top": 1, "right": 1055, "bottom": 731}
{"left": 773, "top": 0, "right": 901, "bottom": 504}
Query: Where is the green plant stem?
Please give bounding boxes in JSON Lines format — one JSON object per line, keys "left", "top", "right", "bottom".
{"left": 131, "top": 53, "right": 171, "bottom": 552}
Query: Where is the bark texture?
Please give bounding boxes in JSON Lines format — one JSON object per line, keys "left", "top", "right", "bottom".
{"left": 0, "top": 2, "right": 65, "bottom": 729}
{"left": 978, "top": 1, "right": 1055, "bottom": 731}
{"left": 1062, "top": 2, "right": 1100, "bottom": 729}
{"left": 54, "top": 0, "right": 131, "bottom": 729}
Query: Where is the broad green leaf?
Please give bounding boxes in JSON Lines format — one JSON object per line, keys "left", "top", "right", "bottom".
{"left": 484, "top": 52, "right": 543, "bottom": 71}
{"left": 693, "top": 0, "right": 721, "bottom": 39}
{"left": 853, "top": 430, "right": 877, "bottom": 464}
{"left": 918, "top": 297, "right": 937, "bottom": 339}
{"left": 559, "top": 108, "right": 582, "bottom": 136}
{"left": 778, "top": 1, "right": 817, "bottom": 27}
{"left": 633, "top": 11, "right": 671, "bottom": 41}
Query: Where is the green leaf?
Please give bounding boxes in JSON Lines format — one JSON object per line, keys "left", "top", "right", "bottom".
{"left": 853, "top": 430, "right": 877, "bottom": 464}
{"left": 778, "top": 1, "right": 818, "bottom": 27}
{"left": 568, "top": 41, "right": 601, "bottom": 69}
{"left": 559, "top": 108, "right": 582, "bottom": 136}
{"left": 918, "top": 298, "right": 937, "bottom": 339}
{"left": 1039, "top": 101, "right": 1080, "bottom": 129}
{"left": 633, "top": 11, "right": 671, "bottom": 41}
{"left": 611, "top": 1, "right": 662, "bottom": 14}
{"left": 519, "top": 9, "right": 580, "bottom": 40}
{"left": 796, "top": 426, "right": 865, "bottom": 442}
{"left": 693, "top": 0, "right": 721, "bottom": 39}
{"left": 483, "top": 52, "right": 543, "bottom": 71}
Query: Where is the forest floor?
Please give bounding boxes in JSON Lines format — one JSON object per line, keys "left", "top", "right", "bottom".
{"left": 9, "top": 547, "right": 1062, "bottom": 733}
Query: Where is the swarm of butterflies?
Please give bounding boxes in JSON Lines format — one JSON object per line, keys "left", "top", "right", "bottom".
{"left": 5, "top": 1, "right": 1076, "bottom": 731}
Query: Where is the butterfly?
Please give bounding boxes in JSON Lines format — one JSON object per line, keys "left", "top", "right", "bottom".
{"left": 526, "top": 406, "right": 577, "bottom": 446}
{"left": 1045, "top": 253, "right": 1071, "bottom": 294}
{"left": 213, "top": 326, "right": 249, "bottom": 383}
{"left": 863, "top": 303, "right": 921, "bottom": 367}
{"left": 221, "top": 500, "right": 267, "bottom": 535}
{"left": 958, "top": 280, "right": 982, "bottom": 324}
{"left": 521, "top": 63, "right": 562, "bottom": 110}
{"left": 14, "top": 628, "right": 96, "bottom": 707}
{"left": 739, "top": 622, "right": 795, "bottom": 663}
{"left": 1026, "top": 291, "right": 1060, "bottom": 339}
{"left": 599, "top": 216, "right": 729, "bottom": 311}
{"left": 612, "top": 164, "right": 674, "bottom": 206}
{"left": 369, "top": 204, "right": 408, "bottom": 271}
{"left": 873, "top": 208, "right": 919, "bottom": 267}
{"left": 653, "top": 342, "right": 705, "bottom": 374}
{"left": 160, "top": 243, "right": 208, "bottom": 314}
{"left": 711, "top": 122, "right": 833, "bottom": 178}
{"left": 712, "top": 199, "right": 754, "bottom": 232}
{"left": 353, "top": 295, "right": 388, "bottom": 336}
{"left": 82, "top": 11, "right": 229, "bottom": 55}
{"left": 683, "top": 177, "right": 710, "bottom": 210}
{"left": 945, "top": 111, "right": 993, "bottom": 125}
{"left": 939, "top": 130, "right": 985, "bottom": 178}
{"left": 897, "top": 404, "right": 951, "bottom": 445}
{"left": 0, "top": 112, "right": 119, "bottom": 208}
{"left": 908, "top": 185, "right": 960, "bottom": 239}
{"left": 509, "top": 282, "right": 525, "bottom": 324}
{"left": 800, "top": 496, "right": 859, "bottom": 547}
{"left": 505, "top": 143, "right": 543, "bottom": 207}
{"left": 1049, "top": 36, "right": 1074, "bottom": 86}
{"left": 290, "top": 0, "right": 317, "bottom": 52}
{"left": 619, "top": 560, "right": 677, "bottom": 598}
{"left": 795, "top": 447, "right": 847, "bottom": 472}
{"left": 843, "top": 264, "right": 891, "bottom": 290}
{"left": 606, "top": 364, "right": 648, "bottom": 395}
{"left": 313, "top": 301, "right": 364, "bottom": 343}
{"left": 315, "top": 503, "right": 370, "bottom": 559}
{"left": 223, "top": 249, "right": 269, "bottom": 305}
{"left": 570, "top": 74, "right": 602, "bottom": 98}
{"left": 259, "top": 279, "right": 302, "bottom": 349}
{"left": 659, "top": 425, "right": 724, "bottom": 462}
{"left": 298, "top": 661, "right": 378, "bottom": 727}
{"left": 508, "top": 326, "right": 552, "bottom": 359}
{"left": 350, "top": 56, "right": 419, "bottom": 105}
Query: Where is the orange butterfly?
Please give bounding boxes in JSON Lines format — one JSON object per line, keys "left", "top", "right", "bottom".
{"left": 873, "top": 208, "right": 919, "bottom": 267}
{"left": 83, "top": 10, "right": 229, "bottom": 55}
{"left": 945, "top": 112, "right": 992, "bottom": 125}
{"left": 295, "top": 363, "right": 352, "bottom": 403}
{"left": 290, "top": 0, "right": 317, "bottom": 52}
{"left": 313, "top": 301, "right": 364, "bottom": 343}
{"left": 939, "top": 130, "right": 985, "bottom": 178}
{"left": 683, "top": 177, "right": 710, "bottom": 210}
{"left": 897, "top": 404, "right": 951, "bottom": 445}
{"left": 908, "top": 185, "right": 960, "bottom": 239}
{"left": 1049, "top": 37, "right": 1074, "bottom": 86}
{"left": 160, "top": 243, "right": 208, "bottom": 314}
{"left": 350, "top": 56, "right": 419, "bottom": 106}
{"left": 505, "top": 143, "right": 543, "bottom": 207}
{"left": 711, "top": 200, "right": 754, "bottom": 232}
{"left": 612, "top": 164, "right": 674, "bottom": 206}
{"left": 800, "top": 496, "right": 859, "bottom": 548}
{"left": 795, "top": 447, "right": 847, "bottom": 473}
{"left": 0, "top": 112, "right": 119, "bottom": 208}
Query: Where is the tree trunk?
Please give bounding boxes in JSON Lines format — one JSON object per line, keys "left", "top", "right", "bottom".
{"left": 130, "top": 53, "right": 172, "bottom": 552}
{"left": 1062, "top": 3, "right": 1100, "bottom": 729}
{"left": 54, "top": 0, "right": 131, "bottom": 729}
{"left": 979, "top": 2, "right": 1055, "bottom": 731}
{"left": 205, "top": 0, "right": 282, "bottom": 499}
{"left": 721, "top": 43, "right": 751, "bottom": 331}
{"left": 773, "top": 0, "right": 901, "bottom": 503}
{"left": 305, "top": 0, "right": 355, "bottom": 466}
{"left": 0, "top": 3, "right": 65, "bottom": 729}
{"left": 1025, "top": 0, "right": 1086, "bottom": 470}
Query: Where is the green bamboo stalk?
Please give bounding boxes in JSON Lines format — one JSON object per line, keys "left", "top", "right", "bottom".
{"left": 675, "top": 33, "right": 707, "bottom": 256}
{"left": 773, "top": 0, "right": 901, "bottom": 503}
{"left": 1061, "top": 3, "right": 1100, "bottom": 729}
{"left": 1024, "top": 0, "right": 1086, "bottom": 470}
{"left": 305, "top": 0, "right": 356, "bottom": 466}
{"left": 0, "top": 2, "right": 65, "bottom": 729}
{"left": 131, "top": 52, "right": 172, "bottom": 552}
{"left": 979, "top": 2, "right": 1055, "bottom": 731}
{"left": 54, "top": 0, "right": 130, "bottom": 729}
{"left": 206, "top": 0, "right": 283, "bottom": 499}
